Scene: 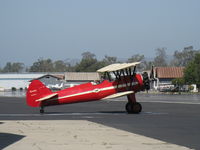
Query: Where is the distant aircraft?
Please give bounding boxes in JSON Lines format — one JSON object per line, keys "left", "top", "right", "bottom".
{"left": 26, "top": 62, "right": 153, "bottom": 114}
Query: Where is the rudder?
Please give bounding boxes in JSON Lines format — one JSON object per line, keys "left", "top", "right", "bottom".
{"left": 26, "top": 80, "right": 53, "bottom": 107}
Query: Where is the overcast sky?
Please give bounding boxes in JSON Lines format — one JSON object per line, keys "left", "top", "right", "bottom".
{"left": 0, "top": 0, "right": 200, "bottom": 66}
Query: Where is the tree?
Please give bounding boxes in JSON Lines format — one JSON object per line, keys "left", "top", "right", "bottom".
{"left": 153, "top": 48, "right": 168, "bottom": 67}
{"left": 53, "top": 60, "right": 69, "bottom": 72}
{"left": 127, "top": 54, "right": 144, "bottom": 62}
{"left": 3, "top": 62, "right": 12, "bottom": 72}
{"left": 29, "top": 58, "right": 54, "bottom": 72}
{"left": 171, "top": 46, "right": 199, "bottom": 66}
{"left": 12, "top": 63, "right": 25, "bottom": 72}
{"left": 127, "top": 54, "right": 145, "bottom": 70}
{"left": 93, "top": 55, "right": 118, "bottom": 71}
{"left": 143, "top": 61, "right": 154, "bottom": 70}
{"left": 184, "top": 53, "right": 200, "bottom": 91}
{"left": 171, "top": 78, "right": 185, "bottom": 86}
{"left": 2, "top": 62, "right": 24, "bottom": 72}
{"left": 75, "top": 52, "right": 98, "bottom": 72}
{"left": 103, "top": 55, "right": 117, "bottom": 65}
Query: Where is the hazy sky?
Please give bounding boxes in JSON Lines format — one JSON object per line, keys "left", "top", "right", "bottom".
{"left": 0, "top": 0, "right": 200, "bottom": 66}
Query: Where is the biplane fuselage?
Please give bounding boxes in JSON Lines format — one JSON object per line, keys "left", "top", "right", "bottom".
{"left": 26, "top": 62, "right": 151, "bottom": 113}
{"left": 27, "top": 74, "right": 143, "bottom": 107}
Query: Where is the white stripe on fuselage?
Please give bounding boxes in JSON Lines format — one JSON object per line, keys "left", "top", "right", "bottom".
{"left": 57, "top": 82, "right": 138, "bottom": 100}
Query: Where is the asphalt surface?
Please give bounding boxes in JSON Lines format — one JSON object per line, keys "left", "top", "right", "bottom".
{"left": 0, "top": 94, "right": 200, "bottom": 149}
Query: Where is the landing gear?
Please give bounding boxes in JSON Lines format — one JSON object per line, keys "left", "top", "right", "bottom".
{"left": 126, "top": 93, "right": 142, "bottom": 114}
{"left": 40, "top": 107, "right": 44, "bottom": 114}
{"left": 126, "top": 102, "right": 142, "bottom": 114}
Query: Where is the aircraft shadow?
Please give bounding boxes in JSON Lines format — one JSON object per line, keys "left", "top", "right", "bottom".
{"left": 0, "top": 133, "right": 25, "bottom": 149}
{"left": 43, "top": 111, "right": 126, "bottom": 115}
{"left": 98, "top": 111, "right": 126, "bottom": 114}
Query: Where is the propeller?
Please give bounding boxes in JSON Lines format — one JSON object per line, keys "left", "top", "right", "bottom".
{"left": 142, "top": 66, "right": 155, "bottom": 91}
{"left": 150, "top": 65, "right": 155, "bottom": 81}
{"left": 142, "top": 72, "right": 150, "bottom": 91}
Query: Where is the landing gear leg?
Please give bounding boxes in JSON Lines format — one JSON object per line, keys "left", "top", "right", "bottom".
{"left": 40, "top": 106, "right": 44, "bottom": 114}
{"left": 126, "top": 94, "right": 142, "bottom": 114}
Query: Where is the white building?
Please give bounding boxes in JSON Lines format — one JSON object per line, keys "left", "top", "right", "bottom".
{"left": 0, "top": 72, "right": 98, "bottom": 91}
{"left": 0, "top": 73, "right": 45, "bottom": 91}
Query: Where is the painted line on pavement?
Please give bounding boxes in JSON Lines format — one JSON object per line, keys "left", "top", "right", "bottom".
{"left": 140, "top": 100, "right": 200, "bottom": 105}
{"left": 0, "top": 111, "right": 168, "bottom": 117}
{"left": 109, "top": 99, "right": 200, "bottom": 105}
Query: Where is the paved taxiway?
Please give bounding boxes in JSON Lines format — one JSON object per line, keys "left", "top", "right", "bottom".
{"left": 0, "top": 94, "right": 200, "bottom": 149}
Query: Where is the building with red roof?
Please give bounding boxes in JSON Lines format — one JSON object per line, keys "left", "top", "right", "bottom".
{"left": 153, "top": 67, "right": 185, "bottom": 90}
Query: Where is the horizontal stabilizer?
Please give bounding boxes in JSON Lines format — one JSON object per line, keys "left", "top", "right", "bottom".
{"left": 102, "top": 91, "right": 134, "bottom": 100}
{"left": 36, "top": 93, "right": 58, "bottom": 102}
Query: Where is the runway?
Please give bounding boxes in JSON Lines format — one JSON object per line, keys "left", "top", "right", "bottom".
{"left": 0, "top": 94, "right": 200, "bottom": 149}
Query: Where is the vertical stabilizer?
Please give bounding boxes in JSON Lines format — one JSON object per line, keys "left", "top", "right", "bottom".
{"left": 26, "top": 80, "right": 53, "bottom": 107}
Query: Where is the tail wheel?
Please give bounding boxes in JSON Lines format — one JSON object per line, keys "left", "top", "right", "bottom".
{"left": 40, "top": 107, "right": 44, "bottom": 114}
{"left": 126, "top": 102, "right": 142, "bottom": 114}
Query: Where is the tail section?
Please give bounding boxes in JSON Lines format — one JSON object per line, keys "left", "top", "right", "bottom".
{"left": 26, "top": 80, "right": 53, "bottom": 107}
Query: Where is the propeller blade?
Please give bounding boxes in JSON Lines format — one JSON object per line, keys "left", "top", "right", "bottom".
{"left": 150, "top": 66, "right": 154, "bottom": 79}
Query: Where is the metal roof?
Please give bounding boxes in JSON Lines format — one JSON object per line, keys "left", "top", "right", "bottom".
{"left": 65, "top": 72, "right": 100, "bottom": 81}
{"left": 29, "top": 74, "right": 65, "bottom": 82}
{"left": 155, "top": 67, "right": 184, "bottom": 79}
{"left": 97, "top": 62, "right": 140, "bottom": 73}
{"left": 0, "top": 73, "right": 45, "bottom": 79}
{"left": 0, "top": 73, "right": 65, "bottom": 79}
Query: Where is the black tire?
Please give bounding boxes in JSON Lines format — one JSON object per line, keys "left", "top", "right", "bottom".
{"left": 125, "top": 102, "right": 142, "bottom": 114}
{"left": 40, "top": 108, "right": 44, "bottom": 114}
{"left": 132, "top": 102, "right": 142, "bottom": 114}
{"left": 126, "top": 102, "right": 133, "bottom": 114}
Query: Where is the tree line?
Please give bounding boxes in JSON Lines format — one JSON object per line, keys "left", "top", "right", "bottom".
{"left": 0, "top": 46, "right": 199, "bottom": 73}
{"left": 0, "top": 46, "right": 200, "bottom": 89}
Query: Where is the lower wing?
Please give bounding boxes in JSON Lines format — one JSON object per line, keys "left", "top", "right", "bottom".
{"left": 102, "top": 91, "right": 134, "bottom": 100}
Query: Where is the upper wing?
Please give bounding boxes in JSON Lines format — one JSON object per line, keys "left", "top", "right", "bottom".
{"left": 36, "top": 93, "right": 58, "bottom": 102}
{"left": 97, "top": 62, "right": 140, "bottom": 73}
{"left": 102, "top": 91, "right": 134, "bottom": 100}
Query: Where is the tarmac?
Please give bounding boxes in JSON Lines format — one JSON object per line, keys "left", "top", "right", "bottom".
{"left": 0, "top": 94, "right": 200, "bottom": 150}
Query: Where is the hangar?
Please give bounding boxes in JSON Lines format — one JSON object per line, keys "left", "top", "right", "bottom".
{"left": 0, "top": 73, "right": 45, "bottom": 91}
{"left": 0, "top": 72, "right": 99, "bottom": 91}
{"left": 64, "top": 72, "right": 100, "bottom": 87}
{"left": 0, "top": 73, "right": 64, "bottom": 91}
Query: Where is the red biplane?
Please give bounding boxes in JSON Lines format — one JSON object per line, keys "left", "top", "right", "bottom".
{"left": 26, "top": 62, "right": 152, "bottom": 114}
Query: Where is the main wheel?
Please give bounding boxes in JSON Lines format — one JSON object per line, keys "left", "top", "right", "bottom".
{"left": 125, "top": 102, "right": 142, "bottom": 114}
{"left": 126, "top": 102, "right": 133, "bottom": 114}
{"left": 132, "top": 102, "right": 142, "bottom": 114}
